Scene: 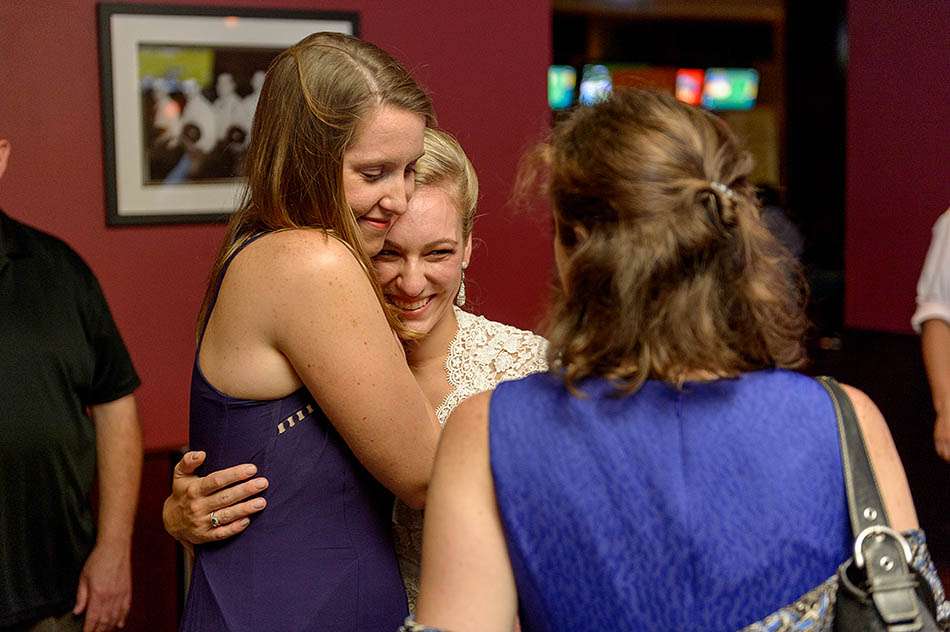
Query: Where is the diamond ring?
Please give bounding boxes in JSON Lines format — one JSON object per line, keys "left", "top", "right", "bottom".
{"left": 210, "top": 511, "right": 220, "bottom": 528}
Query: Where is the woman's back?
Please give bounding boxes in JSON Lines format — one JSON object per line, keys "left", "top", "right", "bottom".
{"left": 489, "top": 369, "right": 851, "bottom": 631}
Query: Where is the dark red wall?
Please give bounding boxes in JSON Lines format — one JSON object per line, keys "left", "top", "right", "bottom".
{"left": 0, "top": 0, "right": 552, "bottom": 451}
{"left": 845, "top": 0, "right": 950, "bottom": 333}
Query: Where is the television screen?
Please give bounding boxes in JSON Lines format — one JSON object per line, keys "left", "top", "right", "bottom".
{"left": 578, "top": 64, "right": 612, "bottom": 106}
{"left": 608, "top": 65, "right": 677, "bottom": 93}
{"left": 675, "top": 69, "right": 705, "bottom": 106}
{"left": 701, "top": 68, "right": 759, "bottom": 111}
{"left": 548, "top": 65, "right": 577, "bottom": 110}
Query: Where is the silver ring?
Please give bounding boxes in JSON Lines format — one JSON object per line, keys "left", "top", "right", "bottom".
{"left": 210, "top": 511, "right": 220, "bottom": 528}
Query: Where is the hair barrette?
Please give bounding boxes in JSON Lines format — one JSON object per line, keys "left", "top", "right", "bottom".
{"left": 710, "top": 181, "right": 738, "bottom": 202}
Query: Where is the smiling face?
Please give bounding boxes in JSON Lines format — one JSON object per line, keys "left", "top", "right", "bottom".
{"left": 373, "top": 184, "right": 473, "bottom": 336}
{"left": 342, "top": 104, "right": 426, "bottom": 256}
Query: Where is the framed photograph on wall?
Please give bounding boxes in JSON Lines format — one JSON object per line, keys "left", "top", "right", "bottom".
{"left": 97, "top": 4, "right": 358, "bottom": 225}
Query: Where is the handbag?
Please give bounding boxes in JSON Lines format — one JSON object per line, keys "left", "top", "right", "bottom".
{"left": 819, "top": 377, "right": 940, "bottom": 632}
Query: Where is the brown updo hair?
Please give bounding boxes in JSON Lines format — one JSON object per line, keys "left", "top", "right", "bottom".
{"left": 518, "top": 89, "right": 807, "bottom": 394}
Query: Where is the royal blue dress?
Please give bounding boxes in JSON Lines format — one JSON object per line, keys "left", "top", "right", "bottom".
{"left": 180, "top": 236, "right": 407, "bottom": 631}
{"left": 489, "top": 369, "right": 852, "bottom": 631}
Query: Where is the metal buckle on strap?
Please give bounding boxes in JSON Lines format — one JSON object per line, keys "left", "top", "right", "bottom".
{"left": 854, "top": 525, "right": 913, "bottom": 568}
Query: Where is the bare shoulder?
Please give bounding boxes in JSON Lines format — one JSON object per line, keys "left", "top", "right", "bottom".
{"left": 211, "top": 228, "right": 380, "bottom": 351}
{"left": 441, "top": 391, "right": 493, "bottom": 461}
{"left": 224, "top": 229, "right": 379, "bottom": 321}
{"left": 839, "top": 383, "right": 888, "bottom": 440}
{"left": 838, "top": 383, "right": 919, "bottom": 531}
{"left": 235, "top": 230, "right": 387, "bottom": 350}
{"left": 199, "top": 229, "right": 379, "bottom": 399}
{"left": 237, "top": 229, "right": 367, "bottom": 287}
{"left": 838, "top": 384, "right": 899, "bottom": 465}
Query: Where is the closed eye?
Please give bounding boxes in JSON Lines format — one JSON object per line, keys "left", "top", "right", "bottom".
{"left": 361, "top": 168, "right": 385, "bottom": 182}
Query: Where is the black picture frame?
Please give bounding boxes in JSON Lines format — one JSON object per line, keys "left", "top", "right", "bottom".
{"left": 97, "top": 3, "right": 359, "bottom": 225}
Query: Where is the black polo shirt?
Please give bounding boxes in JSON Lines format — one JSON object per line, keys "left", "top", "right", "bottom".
{"left": 0, "top": 210, "right": 140, "bottom": 627}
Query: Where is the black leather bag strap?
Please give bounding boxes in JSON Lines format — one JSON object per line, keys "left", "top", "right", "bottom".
{"left": 818, "top": 376, "right": 890, "bottom": 532}
{"left": 818, "top": 377, "right": 933, "bottom": 631}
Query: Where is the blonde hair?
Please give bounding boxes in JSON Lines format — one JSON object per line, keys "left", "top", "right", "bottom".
{"left": 414, "top": 128, "right": 478, "bottom": 240}
{"left": 198, "top": 32, "right": 435, "bottom": 337}
{"left": 518, "top": 89, "right": 807, "bottom": 395}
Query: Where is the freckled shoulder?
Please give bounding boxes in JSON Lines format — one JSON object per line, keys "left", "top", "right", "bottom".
{"left": 232, "top": 228, "right": 370, "bottom": 293}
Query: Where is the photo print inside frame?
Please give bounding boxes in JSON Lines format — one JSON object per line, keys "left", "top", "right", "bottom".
{"left": 140, "top": 44, "right": 281, "bottom": 185}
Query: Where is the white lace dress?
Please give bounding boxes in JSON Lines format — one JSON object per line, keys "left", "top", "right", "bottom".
{"left": 392, "top": 307, "right": 549, "bottom": 612}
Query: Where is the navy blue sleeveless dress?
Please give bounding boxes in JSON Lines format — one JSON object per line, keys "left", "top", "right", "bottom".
{"left": 180, "top": 235, "right": 407, "bottom": 631}
{"left": 489, "top": 369, "right": 852, "bottom": 631}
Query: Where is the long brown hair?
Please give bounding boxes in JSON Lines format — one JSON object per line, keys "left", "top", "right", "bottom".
{"left": 197, "top": 32, "right": 435, "bottom": 337}
{"left": 518, "top": 89, "right": 807, "bottom": 394}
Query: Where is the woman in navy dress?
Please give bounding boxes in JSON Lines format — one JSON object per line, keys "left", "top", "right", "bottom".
{"left": 175, "top": 33, "right": 441, "bottom": 632}
{"left": 409, "top": 90, "right": 945, "bottom": 631}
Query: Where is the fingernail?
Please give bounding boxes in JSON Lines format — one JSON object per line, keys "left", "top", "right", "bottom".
{"left": 244, "top": 465, "right": 257, "bottom": 477}
{"left": 240, "top": 518, "right": 251, "bottom": 527}
{"left": 253, "top": 498, "right": 266, "bottom": 509}
{"left": 256, "top": 478, "right": 268, "bottom": 490}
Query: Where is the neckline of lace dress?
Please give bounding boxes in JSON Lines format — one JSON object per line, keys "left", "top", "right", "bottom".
{"left": 435, "top": 307, "right": 475, "bottom": 423}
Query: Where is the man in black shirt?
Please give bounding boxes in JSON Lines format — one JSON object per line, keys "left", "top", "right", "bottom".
{"left": 0, "top": 137, "right": 142, "bottom": 631}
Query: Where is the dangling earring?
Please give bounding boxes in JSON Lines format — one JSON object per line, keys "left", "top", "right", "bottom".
{"left": 456, "top": 265, "right": 467, "bottom": 307}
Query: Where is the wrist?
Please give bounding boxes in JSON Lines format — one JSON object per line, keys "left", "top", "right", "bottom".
{"left": 94, "top": 533, "right": 133, "bottom": 552}
{"left": 933, "top": 397, "right": 950, "bottom": 415}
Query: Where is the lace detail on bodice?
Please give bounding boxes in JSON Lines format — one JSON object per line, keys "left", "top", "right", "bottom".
{"left": 436, "top": 307, "right": 549, "bottom": 424}
{"left": 393, "top": 308, "right": 548, "bottom": 612}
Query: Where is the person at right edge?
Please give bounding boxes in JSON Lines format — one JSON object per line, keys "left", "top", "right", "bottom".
{"left": 912, "top": 208, "right": 950, "bottom": 462}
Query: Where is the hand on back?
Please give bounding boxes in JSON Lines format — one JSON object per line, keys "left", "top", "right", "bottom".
{"left": 163, "top": 451, "right": 268, "bottom": 546}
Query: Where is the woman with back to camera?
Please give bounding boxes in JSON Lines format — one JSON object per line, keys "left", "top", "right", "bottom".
{"left": 177, "top": 32, "right": 441, "bottom": 632}
{"left": 165, "top": 128, "right": 548, "bottom": 615}
{"left": 407, "top": 89, "right": 948, "bottom": 631}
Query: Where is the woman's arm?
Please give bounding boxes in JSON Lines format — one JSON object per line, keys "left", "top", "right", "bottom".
{"left": 841, "top": 384, "right": 920, "bottom": 531}
{"left": 267, "top": 232, "right": 440, "bottom": 507}
{"left": 921, "top": 319, "right": 950, "bottom": 461}
{"left": 414, "top": 391, "right": 518, "bottom": 631}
